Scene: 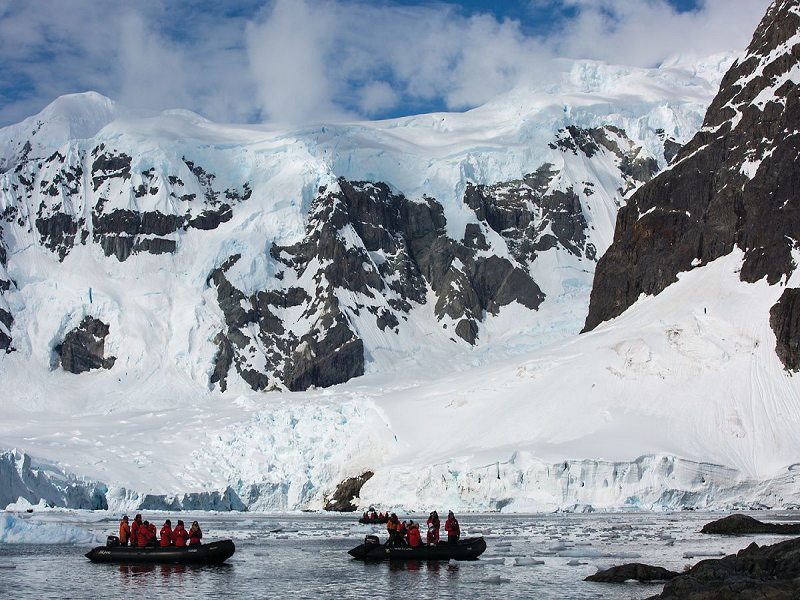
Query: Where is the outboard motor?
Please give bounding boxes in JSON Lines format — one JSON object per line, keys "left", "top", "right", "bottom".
{"left": 364, "top": 535, "right": 380, "bottom": 547}
{"left": 106, "top": 535, "right": 120, "bottom": 547}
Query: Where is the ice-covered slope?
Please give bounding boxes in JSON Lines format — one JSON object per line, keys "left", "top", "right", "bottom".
{"left": 0, "top": 55, "right": 731, "bottom": 401}
{"left": 6, "top": 44, "right": 795, "bottom": 512}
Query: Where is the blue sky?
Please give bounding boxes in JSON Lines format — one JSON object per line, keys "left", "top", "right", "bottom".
{"left": 0, "top": 0, "right": 770, "bottom": 127}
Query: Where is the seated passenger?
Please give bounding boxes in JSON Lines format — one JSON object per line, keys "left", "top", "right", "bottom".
{"left": 173, "top": 520, "right": 189, "bottom": 547}
{"left": 407, "top": 521, "right": 422, "bottom": 547}
{"left": 137, "top": 520, "right": 151, "bottom": 547}
{"left": 160, "top": 519, "right": 173, "bottom": 547}
{"left": 188, "top": 520, "right": 203, "bottom": 546}
{"left": 147, "top": 522, "right": 158, "bottom": 547}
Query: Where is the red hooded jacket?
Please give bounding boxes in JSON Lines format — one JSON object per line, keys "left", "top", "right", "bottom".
{"left": 173, "top": 525, "right": 189, "bottom": 547}
{"left": 160, "top": 524, "right": 173, "bottom": 547}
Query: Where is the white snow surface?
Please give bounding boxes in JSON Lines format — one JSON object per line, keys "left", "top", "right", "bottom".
{"left": 3, "top": 53, "right": 799, "bottom": 512}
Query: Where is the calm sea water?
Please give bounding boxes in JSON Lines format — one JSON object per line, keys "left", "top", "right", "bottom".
{"left": 0, "top": 512, "right": 796, "bottom": 599}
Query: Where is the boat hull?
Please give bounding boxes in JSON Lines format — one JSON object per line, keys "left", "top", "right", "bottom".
{"left": 358, "top": 517, "right": 390, "bottom": 524}
{"left": 85, "top": 540, "right": 235, "bottom": 564}
{"left": 348, "top": 537, "right": 486, "bottom": 560}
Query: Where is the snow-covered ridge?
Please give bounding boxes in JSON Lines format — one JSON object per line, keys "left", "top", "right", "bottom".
{"left": 7, "top": 48, "right": 797, "bottom": 513}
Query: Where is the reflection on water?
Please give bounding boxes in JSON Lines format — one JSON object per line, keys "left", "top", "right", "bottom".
{"left": 1, "top": 512, "right": 796, "bottom": 600}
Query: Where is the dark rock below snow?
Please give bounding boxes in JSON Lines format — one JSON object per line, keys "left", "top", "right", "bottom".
{"left": 770, "top": 288, "right": 800, "bottom": 372}
{"left": 701, "top": 514, "right": 800, "bottom": 535}
{"left": 645, "top": 538, "right": 800, "bottom": 600}
{"left": 585, "top": 563, "right": 680, "bottom": 584}
{"left": 324, "top": 471, "right": 374, "bottom": 512}
{"left": 55, "top": 316, "right": 116, "bottom": 374}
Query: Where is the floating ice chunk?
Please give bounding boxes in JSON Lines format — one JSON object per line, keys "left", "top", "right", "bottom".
{"left": 514, "top": 557, "right": 544, "bottom": 566}
{"left": 683, "top": 550, "right": 725, "bottom": 558}
{"left": 549, "top": 542, "right": 569, "bottom": 551}
{"left": 482, "top": 575, "right": 511, "bottom": 584}
{"left": 449, "top": 559, "right": 458, "bottom": 566}
{"left": 0, "top": 514, "right": 101, "bottom": 545}
{"left": 481, "top": 558, "right": 506, "bottom": 565}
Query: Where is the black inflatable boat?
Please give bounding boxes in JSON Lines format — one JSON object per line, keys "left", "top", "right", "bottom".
{"left": 85, "top": 540, "right": 235, "bottom": 564}
{"left": 358, "top": 517, "right": 390, "bottom": 524}
{"left": 348, "top": 535, "right": 486, "bottom": 560}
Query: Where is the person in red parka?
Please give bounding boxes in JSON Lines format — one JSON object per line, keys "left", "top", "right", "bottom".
{"left": 188, "top": 520, "right": 203, "bottom": 546}
{"left": 173, "top": 520, "right": 189, "bottom": 547}
{"left": 407, "top": 521, "right": 422, "bottom": 547}
{"left": 426, "top": 511, "right": 440, "bottom": 545}
{"left": 147, "top": 522, "right": 158, "bottom": 547}
{"left": 136, "top": 520, "right": 151, "bottom": 547}
{"left": 160, "top": 519, "right": 173, "bottom": 547}
{"left": 130, "top": 514, "right": 143, "bottom": 547}
{"left": 444, "top": 511, "right": 460, "bottom": 544}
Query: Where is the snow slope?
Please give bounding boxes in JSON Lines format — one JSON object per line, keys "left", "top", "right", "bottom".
{"left": 4, "top": 52, "right": 795, "bottom": 512}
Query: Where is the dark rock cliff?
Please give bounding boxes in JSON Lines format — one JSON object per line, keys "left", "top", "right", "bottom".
{"left": 584, "top": 0, "right": 800, "bottom": 351}
{"left": 55, "top": 316, "right": 116, "bottom": 374}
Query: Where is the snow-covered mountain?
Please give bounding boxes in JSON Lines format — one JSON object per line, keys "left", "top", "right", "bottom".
{"left": 3, "top": 1, "right": 798, "bottom": 513}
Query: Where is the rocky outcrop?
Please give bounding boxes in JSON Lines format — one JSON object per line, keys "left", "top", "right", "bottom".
{"left": 647, "top": 538, "right": 800, "bottom": 599}
{"left": 324, "top": 471, "right": 374, "bottom": 512}
{"left": 55, "top": 316, "right": 116, "bottom": 374}
{"left": 770, "top": 288, "right": 800, "bottom": 371}
{"left": 585, "top": 0, "right": 800, "bottom": 335}
{"left": 701, "top": 513, "right": 800, "bottom": 535}
{"left": 586, "top": 563, "right": 680, "bottom": 584}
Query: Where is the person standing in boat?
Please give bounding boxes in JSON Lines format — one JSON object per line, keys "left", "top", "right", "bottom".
{"left": 386, "top": 513, "right": 401, "bottom": 546}
{"left": 407, "top": 521, "right": 422, "bottom": 548}
{"left": 160, "top": 519, "right": 174, "bottom": 547}
{"left": 119, "top": 515, "right": 131, "bottom": 546}
{"left": 426, "top": 511, "right": 440, "bottom": 545}
{"left": 130, "top": 514, "right": 143, "bottom": 547}
{"left": 444, "top": 511, "right": 460, "bottom": 544}
{"left": 188, "top": 521, "right": 203, "bottom": 546}
{"left": 173, "top": 520, "right": 189, "bottom": 547}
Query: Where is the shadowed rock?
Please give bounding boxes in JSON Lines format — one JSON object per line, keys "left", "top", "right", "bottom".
{"left": 324, "top": 471, "right": 374, "bottom": 512}
{"left": 55, "top": 316, "right": 116, "bottom": 374}
{"left": 701, "top": 514, "right": 800, "bottom": 535}
{"left": 586, "top": 563, "right": 679, "bottom": 583}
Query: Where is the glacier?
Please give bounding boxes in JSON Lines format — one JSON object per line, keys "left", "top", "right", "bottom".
{"left": 2, "top": 51, "right": 798, "bottom": 513}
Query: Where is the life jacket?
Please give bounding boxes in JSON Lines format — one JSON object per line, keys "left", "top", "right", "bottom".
{"left": 408, "top": 525, "right": 422, "bottom": 547}
{"left": 387, "top": 519, "right": 398, "bottom": 532}
{"left": 119, "top": 521, "right": 131, "bottom": 544}
{"left": 136, "top": 526, "right": 149, "bottom": 547}
{"left": 189, "top": 527, "right": 202, "bottom": 546}
{"left": 173, "top": 525, "right": 189, "bottom": 547}
{"left": 160, "top": 525, "right": 173, "bottom": 547}
{"left": 130, "top": 520, "right": 141, "bottom": 547}
{"left": 445, "top": 517, "right": 460, "bottom": 537}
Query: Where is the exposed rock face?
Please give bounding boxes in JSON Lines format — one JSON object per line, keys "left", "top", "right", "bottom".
{"left": 701, "top": 513, "right": 800, "bottom": 535}
{"left": 55, "top": 316, "right": 116, "bottom": 374}
{"left": 208, "top": 177, "right": 562, "bottom": 390}
{"left": 323, "top": 471, "right": 374, "bottom": 512}
{"left": 647, "top": 538, "right": 800, "bottom": 599}
{"left": 770, "top": 288, "right": 800, "bottom": 371}
{"left": 585, "top": 563, "right": 680, "bottom": 584}
{"left": 584, "top": 0, "right": 800, "bottom": 338}
{"left": 0, "top": 87, "right": 667, "bottom": 391}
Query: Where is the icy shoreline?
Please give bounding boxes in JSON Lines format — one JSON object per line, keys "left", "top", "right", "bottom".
{"left": 2, "top": 447, "right": 797, "bottom": 514}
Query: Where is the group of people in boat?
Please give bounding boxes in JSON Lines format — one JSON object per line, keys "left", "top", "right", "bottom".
{"left": 363, "top": 509, "right": 390, "bottom": 520}
{"left": 385, "top": 510, "right": 460, "bottom": 547}
{"left": 118, "top": 514, "right": 203, "bottom": 548}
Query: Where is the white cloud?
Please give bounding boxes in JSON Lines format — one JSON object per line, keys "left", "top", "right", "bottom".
{"left": 0, "top": 0, "right": 775, "bottom": 127}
